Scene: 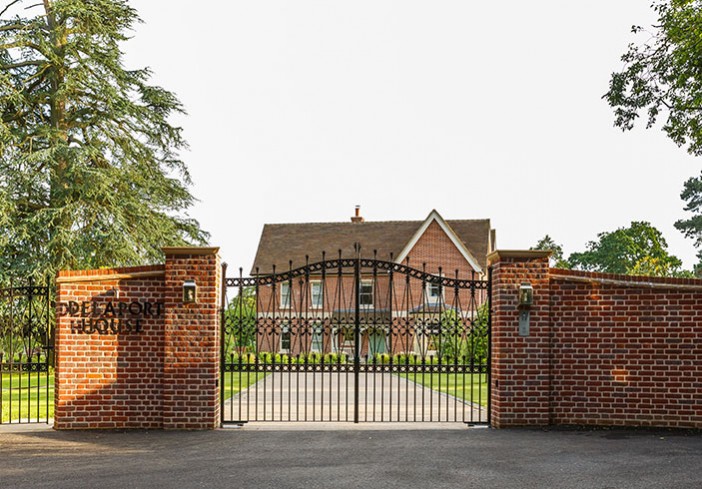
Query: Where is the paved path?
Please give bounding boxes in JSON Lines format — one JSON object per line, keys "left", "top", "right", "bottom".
{"left": 2, "top": 424, "right": 702, "bottom": 489}
{"left": 223, "top": 371, "right": 486, "bottom": 423}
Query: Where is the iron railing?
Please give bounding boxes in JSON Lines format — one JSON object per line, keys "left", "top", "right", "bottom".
{"left": 222, "top": 254, "right": 490, "bottom": 424}
{"left": 0, "top": 280, "right": 53, "bottom": 424}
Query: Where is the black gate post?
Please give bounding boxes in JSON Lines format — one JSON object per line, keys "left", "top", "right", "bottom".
{"left": 353, "top": 245, "right": 361, "bottom": 423}
{"left": 220, "top": 262, "right": 228, "bottom": 427}
{"left": 45, "top": 282, "right": 52, "bottom": 422}
{"left": 486, "top": 266, "right": 493, "bottom": 427}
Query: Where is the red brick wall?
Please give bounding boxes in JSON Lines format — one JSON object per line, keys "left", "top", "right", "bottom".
{"left": 549, "top": 269, "right": 702, "bottom": 428}
{"left": 489, "top": 251, "right": 551, "bottom": 428}
{"left": 54, "top": 247, "right": 221, "bottom": 430}
{"left": 55, "top": 266, "right": 166, "bottom": 429}
{"left": 490, "top": 251, "right": 702, "bottom": 429}
{"left": 162, "top": 248, "right": 221, "bottom": 429}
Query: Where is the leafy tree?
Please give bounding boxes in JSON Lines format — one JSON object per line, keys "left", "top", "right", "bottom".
{"left": 531, "top": 235, "right": 570, "bottom": 268}
{"left": 568, "top": 221, "right": 690, "bottom": 277}
{"left": 435, "top": 304, "right": 488, "bottom": 364}
{"left": 606, "top": 2, "right": 702, "bottom": 276}
{"left": 675, "top": 173, "right": 702, "bottom": 276}
{"left": 224, "top": 287, "right": 257, "bottom": 356}
{"left": 0, "top": 0, "right": 208, "bottom": 283}
{"left": 605, "top": 0, "right": 702, "bottom": 155}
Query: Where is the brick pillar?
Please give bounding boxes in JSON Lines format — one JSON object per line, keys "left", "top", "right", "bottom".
{"left": 488, "top": 250, "right": 551, "bottom": 428}
{"left": 162, "top": 247, "right": 221, "bottom": 429}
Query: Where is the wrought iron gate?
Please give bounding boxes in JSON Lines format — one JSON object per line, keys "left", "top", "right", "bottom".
{"left": 0, "top": 281, "right": 53, "bottom": 424}
{"left": 221, "top": 256, "right": 490, "bottom": 424}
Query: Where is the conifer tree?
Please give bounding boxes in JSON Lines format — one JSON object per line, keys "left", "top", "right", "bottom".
{"left": 0, "top": 0, "right": 207, "bottom": 282}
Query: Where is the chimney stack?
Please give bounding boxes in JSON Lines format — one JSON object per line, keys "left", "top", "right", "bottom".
{"left": 350, "top": 205, "right": 364, "bottom": 223}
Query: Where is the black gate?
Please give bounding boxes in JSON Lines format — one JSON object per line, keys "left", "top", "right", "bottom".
{"left": 0, "top": 281, "right": 53, "bottom": 424}
{"left": 221, "top": 256, "right": 490, "bottom": 424}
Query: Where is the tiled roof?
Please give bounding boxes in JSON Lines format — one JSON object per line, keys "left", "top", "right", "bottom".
{"left": 251, "top": 218, "right": 491, "bottom": 274}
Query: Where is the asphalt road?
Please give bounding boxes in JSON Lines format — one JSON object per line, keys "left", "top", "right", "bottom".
{"left": 1, "top": 424, "right": 701, "bottom": 489}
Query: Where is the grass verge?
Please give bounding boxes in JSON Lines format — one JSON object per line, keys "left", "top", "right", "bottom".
{"left": 222, "top": 371, "right": 269, "bottom": 400}
{"left": 398, "top": 372, "right": 489, "bottom": 407}
{"left": 1, "top": 372, "right": 54, "bottom": 423}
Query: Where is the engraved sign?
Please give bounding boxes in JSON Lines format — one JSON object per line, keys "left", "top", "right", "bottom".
{"left": 59, "top": 300, "right": 164, "bottom": 335}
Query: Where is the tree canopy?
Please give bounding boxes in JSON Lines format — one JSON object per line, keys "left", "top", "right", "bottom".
{"left": 0, "top": 0, "right": 208, "bottom": 282}
{"left": 568, "top": 221, "right": 689, "bottom": 277}
{"left": 530, "top": 235, "right": 569, "bottom": 268}
{"left": 606, "top": 0, "right": 702, "bottom": 274}
{"left": 674, "top": 172, "right": 702, "bottom": 275}
{"left": 605, "top": 0, "right": 702, "bottom": 156}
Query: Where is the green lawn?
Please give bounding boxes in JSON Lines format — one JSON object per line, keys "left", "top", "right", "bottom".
{"left": 398, "top": 372, "right": 489, "bottom": 407}
{"left": 1, "top": 372, "right": 54, "bottom": 423}
{"left": 2, "top": 370, "right": 265, "bottom": 423}
{"left": 2, "top": 370, "right": 485, "bottom": 422}
{"left": 222, "top": 371, "right": 269, "bottom": 400}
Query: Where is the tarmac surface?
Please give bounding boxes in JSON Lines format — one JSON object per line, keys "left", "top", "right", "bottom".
{"left": 1, "top": 423, "right": 701, "bottom": 489}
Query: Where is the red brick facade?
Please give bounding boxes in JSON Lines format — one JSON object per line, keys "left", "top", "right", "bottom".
{"left": 54, "top": 248, "right": 220, "bottom": 430}
{"left": 251, "top": 220, "right": 486, "bottom": 357}
{"left": 490, "top": 251, "right": 702, "bottom": 429}
{"left": 404, "top": 220, "right": 482, "bottom": 277}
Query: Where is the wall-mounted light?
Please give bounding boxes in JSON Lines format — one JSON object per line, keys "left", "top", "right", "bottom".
{"left": 183, "top": 280, "right": 197, "bottom": 304}
{"left": 518, "top": 283, "right": 533, "bottom": 307}
{"left": 518, "top": 282, "right": 533, "bottom": 337}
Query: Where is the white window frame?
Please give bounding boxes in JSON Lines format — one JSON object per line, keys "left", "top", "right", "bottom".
{"left": 280, "top": 323, "right": 291, "bottom": 353}
{"left": 310, "top": 281, "right": 323, "bottom": 309}
{"left": 359, "top": 280, "right": 374, "bottom": 309}
{"left": 331, "top": 326, "right": 339, "bottom": 353}
{"left": 280, "top": 282, "right": 291, "bottom": 309}
{"left": 426, "top": 277, "right": 443, "bottom": 304}
{"left": 311, "top": 322, "right": 324, "bottom": 353}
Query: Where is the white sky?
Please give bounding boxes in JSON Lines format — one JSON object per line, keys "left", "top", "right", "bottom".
{"left": 121, "top": 1, "right": 700, "bottom": 271}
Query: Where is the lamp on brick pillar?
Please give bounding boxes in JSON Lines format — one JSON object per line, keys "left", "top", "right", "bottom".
{"left": 518, "top": 282, "right": 533, "bottom": 337}
{"left": 487, "top": 249, "right": 551, "bottom": 428}
{"left": 162, "top": 246, "right": 221, "bottom": 430}
{"left": 183, "top": 280, "right": 197, "bottom": 304}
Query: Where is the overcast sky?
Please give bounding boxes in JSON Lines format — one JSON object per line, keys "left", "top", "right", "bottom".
{"left": 121, "top": 1, "right": 700, "bottom": 272}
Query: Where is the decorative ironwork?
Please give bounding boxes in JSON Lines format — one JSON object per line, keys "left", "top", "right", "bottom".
{"left": 225, "top": 257, "right": 491, "bottom": 291}
{"left": 0, "top": 280, "right": 54, "bottom": 424}
{"left": 221, "top": 255, "right": 491, "bottom": 424}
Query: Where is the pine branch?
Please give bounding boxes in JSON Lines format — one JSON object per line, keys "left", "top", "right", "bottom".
{"left": 1, "top": 59, "right": 42, "bottom": 70}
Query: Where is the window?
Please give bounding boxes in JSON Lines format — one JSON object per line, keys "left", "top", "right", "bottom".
{"left": 311, "top": 323, "right": 323, "bottom": 352}
{"left": 280, "top": 323, "right": 291, "bottom": 352}
{"left": 280, "top": 282, "right": 291, "bottom": 309}
{"left": 426, "top": 279, "right": 443, "bottom": 303}
{"left": 359, "top": 281, "right": 373, "bottom": 308}
{"left": 310, "top": 281, "right": 323, "bottom": 309}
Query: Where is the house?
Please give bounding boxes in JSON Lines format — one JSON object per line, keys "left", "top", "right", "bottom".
{"left": 244, "top": 208, "right": 495, "bottom": 358}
